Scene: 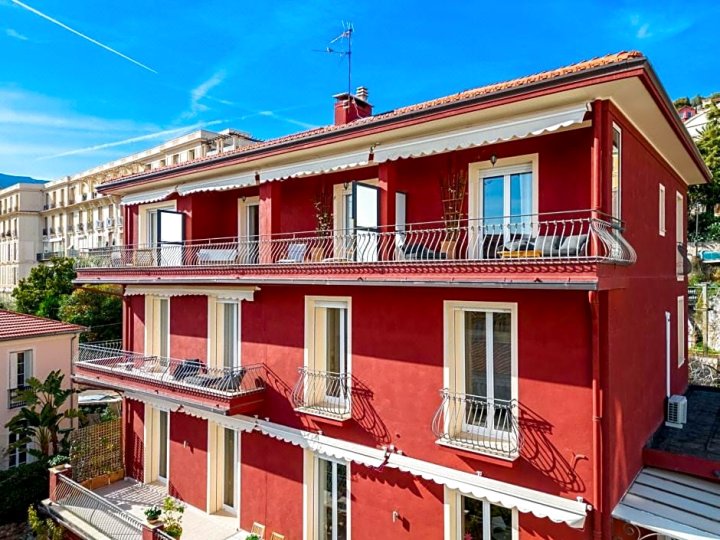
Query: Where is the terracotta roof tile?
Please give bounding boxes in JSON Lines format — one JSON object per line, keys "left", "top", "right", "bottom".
{"left": 102, "top": 51, "right": 643, "bottom": 188}
{"left": 0, "top": 310, "right": 85, "bottom": 341}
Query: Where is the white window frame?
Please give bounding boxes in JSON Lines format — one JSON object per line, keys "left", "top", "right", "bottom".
{"left": 678, "top": 296, "right": 685, "bottom": 367}
{"left": 468, "top": 155, "right": 538, "bottom": 259}
{"left": 138, "top": 200, "right": 176, "bottom": 246}
{"left": 238, "top": 196, "right": 260, "bottom": 262}
{"left": 659, "top": 183, "right": 666, "bottom": 237}
{"left": 304, "top": 450, "right": 351, "bottom": 540}
{"left": 443, "top": 487, "right": 518, "bottom": 540}
{"left": 144, "top": 296, "right": 170, "bottom": 359}
{"left": 303, "top": 296, "right": 352, "bottom": 415}
{"left": 676, "top": 192, "right": 684, "bottom": 281}
{"left": 611, "top": 123, "right": 622, "bottom": 222}
{"left": 9, "top": 349, "right": 33, "bottom": 390}
{"left": 7, "top": 433, "right": 27, "bottom": 469}
{"left": 208, "top": 296, "right": 243, "bottom": 371}
{"left": 443, "top": 300, "right": 519, "bottom": 458}
{"left": 143, "top": 404, "right": 170, "bottom": 488}
{"left": 221, "top": 427, "right": 239, "bottom": 513}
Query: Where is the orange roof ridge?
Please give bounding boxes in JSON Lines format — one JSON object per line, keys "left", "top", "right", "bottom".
{"left": 101, "top": 51, "right": 644, "bottom": 188}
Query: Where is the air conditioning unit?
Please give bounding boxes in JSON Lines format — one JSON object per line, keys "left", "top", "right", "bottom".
{"left": 665, "top": 395, "right": 687, "bottom": 428}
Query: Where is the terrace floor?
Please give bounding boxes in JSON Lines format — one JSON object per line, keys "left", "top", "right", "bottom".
{"left": 95, "top": 480, "right": 248, "bottom": 540}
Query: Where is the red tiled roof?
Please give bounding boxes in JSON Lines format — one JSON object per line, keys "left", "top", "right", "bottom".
{"left": 102, "top": 51, "right": 644, "bottom": 188}
{"left": 0, "top": 310, "right": 85, "bottom": 341}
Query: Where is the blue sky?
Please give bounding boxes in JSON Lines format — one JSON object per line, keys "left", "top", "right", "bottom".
{"left": 1, "top": 0, "right": 718, "bottom": 180}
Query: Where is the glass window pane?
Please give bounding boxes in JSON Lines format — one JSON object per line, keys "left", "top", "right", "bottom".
{"left": 354, "top": 184, "right": 379, "bottom": 229}
{"left": 493, "top": 313, "right": 512, "bottom": 402}
{"left": 509, "top": 172, "right": 532, "bottom": 225}
{"left": 462, "top": 496, "right": 484, "bottom": 540}
{"left": 337, "top": 463, "right": 348, "bottom": 540}
{"left": 490, "top": 504, "right": 512, "bottom": 540}
{"left": 318, "top": 459, "right": 333, "bottom": 540}
{"left": 482, "top": 176, "right": 504, "bottom": 226}
{"left": 158, "top": 411, "right": 168, "bottom": 479}
{"left": 465, "top": 312, "right": 487, "bottom": 397}
{"left": 612, "top": 128, "right": 621, "bottom": 220}
{"left": 326, "top": 308, "right": 345, "bottom": 374}
{"left": 223, "top": 429, "right": 235, "bottom": 508}
{"left": 159, "top": 299, "right": 169, "bottom": 359}
{"left": 223, "top": 303, "right": 238, "bottom": 369}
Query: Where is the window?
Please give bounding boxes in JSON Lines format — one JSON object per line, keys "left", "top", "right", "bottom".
{"left": 158, "top": 410, "right": 168, "bottom": 481}
{"left": 676, "top": 192, "right": 684, "bottom": 280}
{"left": 145, "top": 296, "right": 170, "bottom": 359}
{"left": 659, "top": 184, "right": 666, "bottom": 236}
{"left": 220, "top": 301, "right": 240, "bottom": 369}
{"left": 302, "top": 297, "right": 351, "bottom": 417}
{"left": 678, "top": 296, "right": 685, "bottom": 367}
{"left": 7, "top": 433, "right": 27, "bottom": 469}
{"left": 611, "top": 124, "right": 622, "bottom": 222}
{"left": 172, "top": 154, "right": 179, "bottom": 165}
{"left": 222, "top": 428, "right": 238, "bottom": 511}
{"left": 443, "top": 301, "right": 518, "bottom": 456}
{"left": 188, "top": 149, "right": 196, "bottom": 161}
{"left": 307, "top": 454, "right": 349, "bottom": 540}
{"left": 445, "top": 489, "right": 516, "bottom": 540}
{"left": 238, "top": 197, "right": 260, "bottom": 264}
{"left": 10, "top": 350, "right": 32, "bottom": 390}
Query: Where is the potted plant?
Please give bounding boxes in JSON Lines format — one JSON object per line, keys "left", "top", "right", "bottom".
{"left": 246, "top": 536, "right": 261, "bottom": 540}
{"left": 162, "top": 497, "right": 185, "bottom": 538}
{"left": 312, "top": 185, "right": 333, "bottom": 261}
{"left": 144, "top": 506, "right": 162, "bottom": 524}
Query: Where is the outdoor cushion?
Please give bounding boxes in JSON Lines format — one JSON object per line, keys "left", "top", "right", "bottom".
{"left": 403, "top": 243, "right": 447, "bottom": 260}
{"left": 558, "top": 234, "right": 588, "bottom": 257}
{"left": 173, "top": 359, "right": 203, "bottom": 380}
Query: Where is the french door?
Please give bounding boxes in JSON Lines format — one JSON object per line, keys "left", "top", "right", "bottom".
{"left": 246, "top": 203, "right": 260, "bottom": 264}
{"left": 155, "top": 210, "right": 184, "bottom": 266}
{"left": 157, "top": 410, "right": 169, "bottom": 483}
{"left": 317, "top": 458, "right": 348, "bottom": 540}
{"left": 351, "top": 182, "right": 380, "bottom": 262}
{"left": 222, "top": 428, "right": 238, "bottom": 513}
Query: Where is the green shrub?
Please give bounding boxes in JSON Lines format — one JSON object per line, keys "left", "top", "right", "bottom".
{"left": 0, "top": 460, "right": 49, "bottom": 524}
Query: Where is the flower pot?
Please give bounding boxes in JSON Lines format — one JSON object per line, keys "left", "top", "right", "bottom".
{"left": 109, "top": 469, "right": 124, "bottom": 484}
{"left": 90, "top": 473, "right": 110, "bottom": 490}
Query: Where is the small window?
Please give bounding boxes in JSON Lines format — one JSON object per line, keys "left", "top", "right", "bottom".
{"left": 659, "top": 184, "right": 666, "bottom": 236}
{"left": 446, "top": 488, "right": 517, "bottom": 540}
{"left": 188, "top": 149, "right": 196, "bottom": 161}
{"left": 172, "top": 154, "right": 179, "bottom": 165}
{"left": 676, "top": 192, "right": 684, "bottom": 279}
{"left": 159, "top": 159, "right": 166, "bottom": 167}
{"left": 611, "top": 124, "right": 622, "bottom": 222}
{"left": 678, "top": 296, "right": 685, "bottom": 367}
{"left": 7, "top": 433, "right": 27, "bottom": 468}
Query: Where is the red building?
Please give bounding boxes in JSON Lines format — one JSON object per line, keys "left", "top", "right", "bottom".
{"left": 58, "top": 52, "right": 714, "bottom": 539}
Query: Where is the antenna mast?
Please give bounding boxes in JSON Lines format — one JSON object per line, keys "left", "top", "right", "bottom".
{"left": 317, "top": 22, "right": 355, "bottom": 96}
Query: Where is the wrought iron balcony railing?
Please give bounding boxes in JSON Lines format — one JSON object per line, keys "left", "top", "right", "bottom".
{"left": 54, "top": 474, "right": 144, "bottom": 539}
{"left": 75, "top": 210, "right": 636, "bottom": 271}
{"left": 75, "top": 342, "right": 265, "bottom": 399}
{"left": 8, "top": 386, "right": 28, "bottom": 409}
{"left": 291, "top": 368, "right": 352, "bottom": 420}
{"left": 431, "top": 390, "right": 521, "bottom": 459}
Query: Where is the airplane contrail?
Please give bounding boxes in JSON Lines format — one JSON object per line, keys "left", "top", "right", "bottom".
{"left": 10, "top": 0, "right": 158, "bottom": 74}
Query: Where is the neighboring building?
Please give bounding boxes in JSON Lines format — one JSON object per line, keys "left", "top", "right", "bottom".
{"left": 50, "top": 51, "right": 713, "bottom": 540}
{"left": 0, "top": 183, "right": 45, "bottom": 296}
{"left": 0, "top": 129, "right": 253, "bottom": 299}
{"left": 682, "top": 97, "right": 718, "bottom": 139}
{"left": 0, "top": 310, "right": 84, "bottom": 469}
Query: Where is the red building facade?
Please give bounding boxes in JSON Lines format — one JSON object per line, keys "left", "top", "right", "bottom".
{"left": 70, "top": 52, "right": 710, "bottom": 539}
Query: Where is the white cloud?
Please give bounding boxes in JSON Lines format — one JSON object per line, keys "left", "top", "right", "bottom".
{"left": 183, "top": 70, "right": 226, "bottom": 118}
{"left": 5, "top": 28, "right": 28, "bottom": 40}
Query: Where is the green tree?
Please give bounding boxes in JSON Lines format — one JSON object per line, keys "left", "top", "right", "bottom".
{"left": 59, "top": 285, "right": 122, "bottom": 342}
{"left": 674, "top": 96, "right": 690, "bottom": 108}
{"left": 690, "top": 103, "right": 720, "bottom": 241}
{"left": 12, "top": 257, "right": 75, "bottom": 320}
{"left": 5, "top": 371, "right": 80, "bottom": 460}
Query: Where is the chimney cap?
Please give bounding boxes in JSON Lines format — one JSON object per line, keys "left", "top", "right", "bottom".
{"left": 333, "top": 90, "right": 371, "bottom": 107}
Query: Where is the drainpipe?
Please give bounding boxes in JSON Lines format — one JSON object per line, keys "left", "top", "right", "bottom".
{"left": 70, "top": 333, "right": 78, "bottom": 431}
{"left": 589, "top": 99, "right": 605, "bottom": 540}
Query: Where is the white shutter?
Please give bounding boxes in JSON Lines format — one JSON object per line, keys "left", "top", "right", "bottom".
{"left": 25, "top": 351, "right": 33, "bottom": 382}
{"left": 9, "top": 353, "right": 17, "bottom": 388}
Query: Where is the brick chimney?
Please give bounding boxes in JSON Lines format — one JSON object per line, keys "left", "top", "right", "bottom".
{"left": 334, "top": 86, "right": 373, "bottom": 125}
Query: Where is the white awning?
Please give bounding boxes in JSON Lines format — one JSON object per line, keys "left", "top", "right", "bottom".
{"left": 254, "top": 418, "right": 588, "bottom": 528}
{"left": 612, "top": 468, "right": 720, "bottom": 540}
{"left": 120, "top": 186, "right": 175, "bottom": 206}
{"left": 177, "top": 172, "right": 256, "bottom": 196}
{"left": 373, "top": 103, "right": 589, "bottom": 163}
{"left": 124, "top": 285, "right": 257, "bottom": 301}
{"left": 259, "top": 149, "right": 371, "bottom": 182}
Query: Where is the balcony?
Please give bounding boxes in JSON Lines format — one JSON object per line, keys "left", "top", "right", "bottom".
{"left": 75, "top": 211, "right": 636, "bottom": 287}
{"left": 8, "top": 386, "right": 28, "bottom": 409}
{"left": 37, "top": 251, "right": 63, "bottom": 262}
{"left": 291, "top": 368, "right": 352, "bottom": 420}
{"left": 73, "top": 341, "right": 266, "bottom": 415}
{"left": 431, "top": 390, "right": 521, "bottom": 460}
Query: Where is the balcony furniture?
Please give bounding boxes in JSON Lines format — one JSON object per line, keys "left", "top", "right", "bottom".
{"left": 403, "top": 243, "right": 447, "bottom": 260}
{"left": 196, "top": 248, "right": 238, "bottom": 265}
{"left": 172, "top": 359, "right": 204, "bottom": 381}
{"left": 138, "top": 358, "right": 168, "bottom": 374}
{"left": 251, "top": 523, "right": 265, "bottom": 538}
{"left": 278, "top": 243, "right": 307, "bottom": 263}
{"left": 115, "top": 362, "right": 135, "bottom": 371}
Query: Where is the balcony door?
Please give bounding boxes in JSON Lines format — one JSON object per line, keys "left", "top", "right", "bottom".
{"left": 156, "top": 210, "right": 184, "bottom": 266}
{"left": 157, "top": 410, "right": 169, "bottom": 483}
{"left": 218, "top": 301, "right": 240, "bottom": 371}
{"left": 313, "top": 301, "right": 349, "bottom": 407}
{"left": 238, "top": 197, "right": 260, "bottom": 264}
{"left": 334, "top": 181, "right": 380, "bottom": 262}
{"left": 460, "top": 309, "right": 513, "bottom": 435}
{"left": 479, "top": 166, "right": 533, "bottom": 258}
{"left": 222, "top": 428, "right": 238, "bottom": 513}
{"left": 317, "top": 458, "right": 349, "bottom": 540}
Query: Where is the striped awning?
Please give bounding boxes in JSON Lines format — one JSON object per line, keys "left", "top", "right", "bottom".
{"left": 612, "top": 468, "right": 720, "bottom": 540}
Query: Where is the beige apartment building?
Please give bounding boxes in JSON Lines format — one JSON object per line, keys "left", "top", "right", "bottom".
{"left": 0, "top": 128, "right": 251, "bottom": 299}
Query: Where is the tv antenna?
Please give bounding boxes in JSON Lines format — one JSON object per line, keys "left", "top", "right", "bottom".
{"left": 315, "top": 22, "right": 354, "bottom": 97}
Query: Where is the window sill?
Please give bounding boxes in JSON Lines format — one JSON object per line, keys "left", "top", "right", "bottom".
{"left": 435, "top": 438, "right": 519, "bottom": 462}
{"left": 294, "top": 406, "right": 351, "bottom": 424}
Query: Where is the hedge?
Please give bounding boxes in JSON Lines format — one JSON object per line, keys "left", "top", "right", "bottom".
{"left": 0, "top": 460, "right": 49, "bottom": 524}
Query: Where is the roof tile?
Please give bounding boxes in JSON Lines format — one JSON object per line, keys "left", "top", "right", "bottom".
{"left": 0, "top": 310, "right": 85, "bottom": 341}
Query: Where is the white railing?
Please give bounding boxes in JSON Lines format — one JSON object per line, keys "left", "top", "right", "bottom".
{"left": 75, "top": 211, "right": 636, "bottom": 271}
{"left": 291, "top": 368, "right": 352, "bottom": 419}
{"left": 54, "top": 474, "right": 144, "bottom": 540}
{"left": 75, "top": 342, "right": 265, "bottom": 398}
{"left": 431, "top": 390, "right": 521, "bottom": 459}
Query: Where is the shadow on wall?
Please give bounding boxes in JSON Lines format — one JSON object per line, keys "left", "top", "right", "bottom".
{"left": 517, "top": 404, "right": 586, "bottom": 493}
{"left": 348, "top": 375, "right": 392, "bottom": 446}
